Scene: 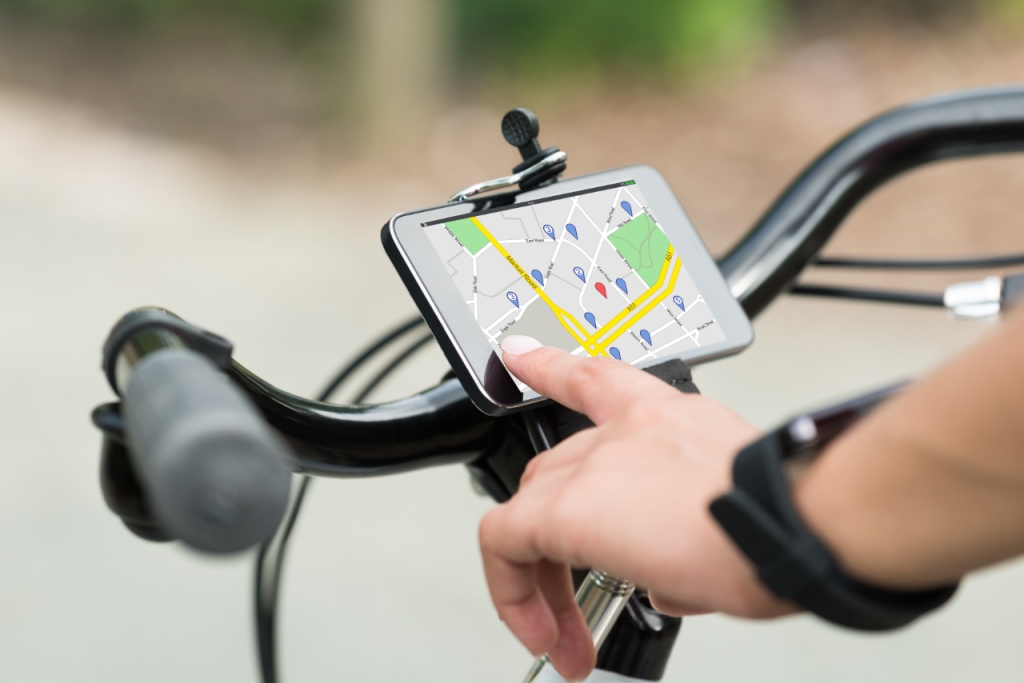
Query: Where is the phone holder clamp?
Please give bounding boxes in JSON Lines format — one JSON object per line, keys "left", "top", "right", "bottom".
{"left": 448, "top": 107, "right": 568, "bottom": 203}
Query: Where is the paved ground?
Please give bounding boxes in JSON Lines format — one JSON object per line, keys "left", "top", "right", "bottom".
{"left": 2, "top": 25, "right": 1024, "bottom": 681}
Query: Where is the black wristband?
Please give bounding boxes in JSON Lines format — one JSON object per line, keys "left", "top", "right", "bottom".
{"left": 710, "top": 387, "right": 958, "bottom": 631}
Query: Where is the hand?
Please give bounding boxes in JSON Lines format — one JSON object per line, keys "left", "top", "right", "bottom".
{"left": 479, "top": 336, "right": 794, "bottom": 682}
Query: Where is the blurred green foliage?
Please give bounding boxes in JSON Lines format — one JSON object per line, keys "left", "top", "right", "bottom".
{"left": 2, "top": 0, "right": 786, "bottom": 78}
{"left": 2, "top": 0, "right": 1023, "bottom": 74}
{"left": 985, "top": 0, "right": 1024, "bottom": 21}
{"left": 0, "top": 0, "right": 329, "bottom": 35}
{"left": 453, "top": 0, "right": 782, "bottom": 80}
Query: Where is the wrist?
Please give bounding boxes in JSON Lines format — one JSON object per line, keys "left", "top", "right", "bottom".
{"left": 710, "top": 398, "right": 959, "bottom": 631}
{"left": 795, "top": 309, "right": 1024, "bottom": 589}
{"left": 792, "top": 425, "right": 1002, "bottom": 591}
{"left": 790, "top": 437, "right": 914, "bottom": 589}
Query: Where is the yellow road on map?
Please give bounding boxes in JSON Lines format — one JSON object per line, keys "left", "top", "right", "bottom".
{"left": 582, "top": 247, "right": 673, "bottom": 352}
{"left": 593, "top": 259, "right": 682, "bottom": 355}
{"left": 468, "top": 216, "right": 681, "bottom": 357}
{"left": 469, "top": 217, "right": 591, "bottom": 346}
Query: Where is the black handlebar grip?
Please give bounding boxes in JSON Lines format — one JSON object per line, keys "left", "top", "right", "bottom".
{"left": 122, "top": 348, "right": 292, "bottom": 553}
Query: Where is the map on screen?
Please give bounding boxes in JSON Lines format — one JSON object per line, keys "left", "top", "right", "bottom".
{"left": 423, "top": 180, "right": 726, "bottom": 376}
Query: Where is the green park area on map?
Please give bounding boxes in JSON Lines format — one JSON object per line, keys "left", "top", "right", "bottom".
{"left": 423, "top": 181, "right": 726, "bottom": 369}
{"left": 445, "top": 218, "right": 489, "bottom": 255}
{"left": 607, "top": 214, "right": 671, "bottom": 287}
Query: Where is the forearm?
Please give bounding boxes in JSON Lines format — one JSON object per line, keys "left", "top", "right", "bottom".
{"left": 794, "top": 308, "right": 1024, "bottom": 589}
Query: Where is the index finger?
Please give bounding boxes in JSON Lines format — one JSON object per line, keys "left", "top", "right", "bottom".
{"left": 500, "top": 337, "right": 680, "bottom": 425}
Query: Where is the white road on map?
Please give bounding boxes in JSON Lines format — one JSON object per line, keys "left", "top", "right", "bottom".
{"left": 433, "top": 183, "right": 716, "bottom": 364}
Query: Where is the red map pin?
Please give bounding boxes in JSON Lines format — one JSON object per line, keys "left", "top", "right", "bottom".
{"left": 595, "top": 282, "right": 607, "bottom": 298}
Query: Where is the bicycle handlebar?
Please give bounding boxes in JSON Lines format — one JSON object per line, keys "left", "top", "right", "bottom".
{"left": 229, "top": 85, "right": 1024, "bottom": 471}
{"left": 97, "top": 84, "right": 1024, "bottom": 489}
{"left": 227, "top": 361, "right": 497, "bottom": 477}
{"left": 720, "top": 85, "right": 1024, "bottom": 318}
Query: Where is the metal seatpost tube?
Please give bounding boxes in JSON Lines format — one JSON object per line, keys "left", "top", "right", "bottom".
{"left": 522, "top": 570, "right": 635, "bottom": 683}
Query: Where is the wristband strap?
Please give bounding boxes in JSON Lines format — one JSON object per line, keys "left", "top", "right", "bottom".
{"left": 710, "top": 387, "right": 958, "bottom": 631}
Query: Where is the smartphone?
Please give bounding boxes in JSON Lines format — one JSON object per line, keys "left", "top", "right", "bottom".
{"left": 383, "top": 165, "right": 753, "bottom": 416}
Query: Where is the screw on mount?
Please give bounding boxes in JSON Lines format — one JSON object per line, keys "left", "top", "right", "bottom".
{"left": 500, "top": 107, "right": 566, "bottom": 191}
{"left": 502, "top": 108, "right": 543, "bottom": 160}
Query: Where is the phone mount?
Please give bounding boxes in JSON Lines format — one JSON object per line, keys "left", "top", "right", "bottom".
{"left": 448, "top": 107, "right": 567, "bottom": 203}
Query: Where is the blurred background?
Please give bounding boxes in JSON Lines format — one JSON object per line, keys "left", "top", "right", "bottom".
{"left": 3, "top": 0, "right": 1024, "bottom": 681}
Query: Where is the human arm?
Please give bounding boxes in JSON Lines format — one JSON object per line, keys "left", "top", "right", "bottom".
{"left": 794, "top": 306, "right": 1024, "bottom": 589}
{"left": 480, "top": 310, "right": 1024, "bottom": 681}
{"left": 478, "top": 336, "right": 790, "bottom": 681}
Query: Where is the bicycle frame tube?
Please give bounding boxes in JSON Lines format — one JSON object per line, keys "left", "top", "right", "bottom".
{"left": 719, "top": 85, "right": 1024, "bottom": 318}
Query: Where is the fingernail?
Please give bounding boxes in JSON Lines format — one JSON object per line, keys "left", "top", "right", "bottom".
{"left": 501, "top": 335, "right": 543, "bottom": 356}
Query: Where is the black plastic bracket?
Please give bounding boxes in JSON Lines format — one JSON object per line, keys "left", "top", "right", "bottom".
{"left": 96, "top": 307, "right": 236, "bottom": 543}
{"left": 501, "top": 108, "right": 566, "bottom": 191}
{"left": 514, "top": 146, "right": 567, "bottom": 190}
{"left": 101, "top": 308, "right": 233, "bottom": 395}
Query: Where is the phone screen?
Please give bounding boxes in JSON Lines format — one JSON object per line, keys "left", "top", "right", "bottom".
{"left": 421, "top": 179, "right": 727, "bottom": 381}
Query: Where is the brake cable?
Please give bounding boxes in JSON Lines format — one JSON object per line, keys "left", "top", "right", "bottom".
{"left": 254, "top": 316, "right": 432, "bottom": 683}
{"left": 815, "top": 253, "right": 1024, "bottom": 270}
{"left": 793, "top": 253, "right": 1024, "bottom": 313}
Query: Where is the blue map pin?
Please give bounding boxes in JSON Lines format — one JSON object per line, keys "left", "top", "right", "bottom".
{"left": 573, "top": 267, "right": 586, "bottom": 283}
{"left": 673, "top": 295, "right": 685, "bottom": 312}
{"left": 640, "top": 329, "right": 652, "bottom": 346}
{"left": 615, "top": 278, "right": 628, "bottom": 294}
{"left": 584, "top": 312, "right": 597, "bottom": 328}
{"left": 565, "top": 223, "right": 579, "bottom": 240}
{"left": 609, "top": 347, "right": 622, "bottom": 360}
{"left": 543, "top": 224, "right": 556, "bottom": 240}
{"left": 531, "top": 269, "right": 544, "bottom": 286}
{"left": 507, "top": 291, "right": 520, "bottom": 308}
{"left": 621, "top": 201, "right": 633, "bottom": 217}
